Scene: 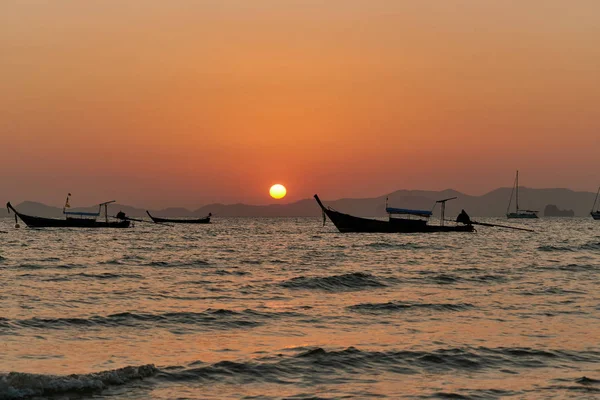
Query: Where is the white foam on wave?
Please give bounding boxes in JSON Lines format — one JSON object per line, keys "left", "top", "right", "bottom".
{"left": 0, "top": 364, "right": 157, "bottom": 399}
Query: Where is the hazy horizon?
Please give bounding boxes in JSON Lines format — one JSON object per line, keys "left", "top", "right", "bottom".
{"left": 5, "top": 185, "right": 598, "bottom": 210}
{"left": 2, "top": 1, "right": 599, "bottom": 208}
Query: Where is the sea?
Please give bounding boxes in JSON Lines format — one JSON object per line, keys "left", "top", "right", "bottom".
{"left": 0, "top": 217, "right": 599, "bottom": 399}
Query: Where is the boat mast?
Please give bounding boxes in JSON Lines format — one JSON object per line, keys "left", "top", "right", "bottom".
{"left": 593, "top": 186, "right": 600, "bottom": 213}
{"left": 515, "top": 170, "right": 519, "bottom": 214}
{"left": 507, "top": 171, "right": 517, "bottom": 215}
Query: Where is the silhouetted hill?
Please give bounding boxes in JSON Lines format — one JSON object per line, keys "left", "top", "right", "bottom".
{"left": 2, "top": 188, "right": 598, "bottom": 218}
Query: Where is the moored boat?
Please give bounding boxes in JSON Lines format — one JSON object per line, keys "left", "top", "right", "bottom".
{"left": 314, "top": 194, "right": 474, "bottom": 233}
{"left": 591, "top": 186, "right": 600, "bottom": 220}
{"left": 7, "top": 200, "right": 130, "bottom": 228}
{"left": 506, "top": 170, "right": 538, "bottom": 219}
{"left": 146, "top": 211, "right": 211, "bottom": 224}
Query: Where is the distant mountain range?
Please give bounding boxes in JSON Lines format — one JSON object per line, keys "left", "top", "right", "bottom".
{"left": 2, "top": 187, "right": 598, "bottom": 219}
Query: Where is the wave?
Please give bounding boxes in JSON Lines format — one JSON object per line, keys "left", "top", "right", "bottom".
{"left": 0, "top": 364, "right": 157, "bottom": 399}
{"left": 538, "top": 245, "right": 575, "bottom": 252}
{"left": 241, "top": 259, "right": 262, "bottom": 265}
{"left": 50, "top": 272, "right": 142, "bottom": 280}
{"left": 1, "top": 347, "right": 598, "bottom": 398}
{"left": 541, "top": 376, "right": 600, "bottom": 395}
{"left": 281, "top": 272, "right": 388, "bottom": 291}
{"left": 14, "top": 264, "right": 45, "bottom": 270}
{"left": 145, "top": 261, "right": 170, "bottom": 267}
{"left": 144, "top": 259, "right": 211, "bottom": 268}
{"left": 361, "top": 241, "right": 427, "bottom": 250}
{"left": 534, "top": 263, "right": 597, "bottom": 272}
{"left": 580, "top": 242, "right": 600, "bottom": 251}
{"left": 40, "top": 272, "right": 143, "bottom": 282}
{"left": 215, "top": 269, "right": 249, "bottom": 276}
{"left": 538, "top": 242, "right": 600, "bottom": 252}
{"left": 3, "top": 309, "right": 300, "bottom": 331}
{"left": 519, "top": 287, "right": 586, "bottom": 296}
{"left": 348, "top": 301, "right": 474, "bottom": 314}
{"left": 576, "top": 376, "right": 600, "bottom": 385}
{"left": 0, "top": 317, "right": 10, "bottom": 329}
{"left": 414, "top": 272, "right": 507, "bottom": 285}
{"left": 164, "top": 346, "right": 600, "bottom": 384}
{"left": 76, "top": 272, "right": 143, "bottom": 280}
{"left": 98, "top": 258, "right": 124, "bottom": 265}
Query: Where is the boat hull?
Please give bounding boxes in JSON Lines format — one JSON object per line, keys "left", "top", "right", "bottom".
{"left": 146, "top": 211, "right": 210, "bottom": 224}
{"left": 7, "top": 203, "right": 130, "bottom": 228}
{"left": 314, "top": 195, "right": 474, "bottom": 233}
{"left": 591, "top": 212, "right": 600, "bottom": 220}
{"left": 507, "top": 212, "right": 538, "bottom": 219}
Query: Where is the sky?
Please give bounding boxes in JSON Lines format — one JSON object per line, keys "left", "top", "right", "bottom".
{"left": 1, "top": 1, "right": 599, "bottom": 208}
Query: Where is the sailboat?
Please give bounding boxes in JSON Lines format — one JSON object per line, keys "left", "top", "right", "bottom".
{"left": 591, "top": 186, "right": 600, "bottom": 220}
{"left": 506, "top": 170, "right": 538, "bottom": 219}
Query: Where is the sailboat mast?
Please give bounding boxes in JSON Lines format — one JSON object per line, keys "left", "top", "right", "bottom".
{"left": 593, "top": 186, "right": 600, "bottom": 213}
{"left": 507, "top": 172, "right": 516, "bottom": 215}
{"left": 515, "top": 170, "right": 519, "bottom": 214}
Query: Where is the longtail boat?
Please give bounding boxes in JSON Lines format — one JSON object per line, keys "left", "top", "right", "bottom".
{"left": 314, "top": 194, "right": 474, "bottom": 233}
{"left": 6, "top": 197, "right": 130, "bottom": 228}
{"left": 591, "top": 186, "right": 600, "bottom": 220}
{"left": 146, "top": 211, "right": 211, "bottom": 224}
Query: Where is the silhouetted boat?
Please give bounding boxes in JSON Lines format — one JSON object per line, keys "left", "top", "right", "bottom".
{"left": 314, "top": 194, "right": 474, "bottom": 233}
{"left": 506, "top": 170, "right": 538, "bottom": 219}
{"left": 146, "top": 211, "right": 211, "bottom": 224}
{"left": 7, "top": 200, "right": 130, "bottom": 228}
{"left": 591, "top": 186, "right": 600, "bottom": 220}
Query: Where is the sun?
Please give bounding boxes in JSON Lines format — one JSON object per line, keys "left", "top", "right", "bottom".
{"left": 269, "top": 184, "right": 287, "bottom": 200}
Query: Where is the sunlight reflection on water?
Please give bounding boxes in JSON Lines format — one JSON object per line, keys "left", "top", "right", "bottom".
{"left": 0, "top": 217, "right": 599, "bottom": 399}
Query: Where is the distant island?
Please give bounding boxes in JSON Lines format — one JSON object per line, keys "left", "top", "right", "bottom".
{"left": 543, "top": 204, "right": 575, "bottom": 217}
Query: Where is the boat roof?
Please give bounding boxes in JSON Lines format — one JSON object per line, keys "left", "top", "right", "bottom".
{"left": 386, "top": 207, "right": 432, "bottom": 217}
{"left": 64, "top": 211, "right": 100, "bottom": 217}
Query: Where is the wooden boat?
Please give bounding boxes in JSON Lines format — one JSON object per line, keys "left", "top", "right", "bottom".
{"left": 506, "top": 170, "right": 538, "bottom": 219}
{"left": 314, "top": 194, "right": 474, "bottom": 233}
{"left": 591, "top": 186, "right": 600, "bottom": 220}
{"left": 7, "top": 200, "right": 130, "bottom": 228}
{"left": 146, "top": 211, "right": 211, "bottom": 224}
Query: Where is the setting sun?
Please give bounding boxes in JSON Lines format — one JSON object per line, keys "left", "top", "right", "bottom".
{"left": 269, "top": 184, "right": 287, "bottom": 200}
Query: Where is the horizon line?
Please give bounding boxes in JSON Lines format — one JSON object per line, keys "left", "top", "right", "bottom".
{"left": 6, "top": 186, "right": 596, "bottom": 210}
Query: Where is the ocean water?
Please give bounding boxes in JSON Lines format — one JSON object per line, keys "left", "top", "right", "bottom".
{"left": 0, "top": 217, "right": 599, "bottom": 399}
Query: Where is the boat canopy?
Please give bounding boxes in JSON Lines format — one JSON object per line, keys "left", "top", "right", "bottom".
{"left": 386, "top": 207, "right": 432, "bottom": 217}
{"left": 64, "top": 211, "right": 100, "bottom": 217}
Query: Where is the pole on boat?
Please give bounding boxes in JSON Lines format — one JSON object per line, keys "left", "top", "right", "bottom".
{"left": 445, "top": 218, "right": 534, "bottom": 232}
{"left": 436, "top": 197, "right": 457, "bottom": 227}
{"left": 99, "top": 201, "right": 116, "bottom": 224}
{"left": 473, "top": 220, "right": 534, "bottom": 232}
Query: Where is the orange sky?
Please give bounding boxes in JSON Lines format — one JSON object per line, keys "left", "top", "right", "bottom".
{"left": 1, "top": 1, "right": 599, "bottom": 208}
